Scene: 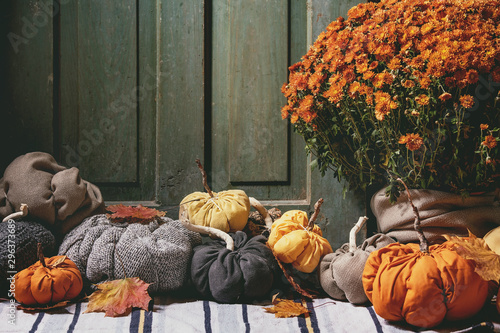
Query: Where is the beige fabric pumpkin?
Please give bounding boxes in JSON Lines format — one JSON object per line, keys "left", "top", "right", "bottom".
{"left": 179, "top": 190, "right": 250, "bottom": 233}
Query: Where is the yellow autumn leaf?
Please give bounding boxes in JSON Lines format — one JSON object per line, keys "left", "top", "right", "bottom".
{"left": 84, "top": 277, "right": 152, "bottom": 317}
{"left": 264, "top": 294, "right": 310, "bottom": 318}
{"left": 445, "top": 231, "right": 500, "bottom": 282}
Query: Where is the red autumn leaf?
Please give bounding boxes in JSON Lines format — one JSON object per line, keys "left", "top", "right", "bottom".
{"left": 84, "top": 277, "right": 152, "bottom": 317}
{"left": 106, "top": 204, "right": 166, "bottom": 224}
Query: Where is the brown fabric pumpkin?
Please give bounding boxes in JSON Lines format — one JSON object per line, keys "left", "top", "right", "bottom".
{"left": 0, "top": 152, "right": 105, "bottom": 235}
{"left": 14, "top": 244, "right": 83, "bottom": 306}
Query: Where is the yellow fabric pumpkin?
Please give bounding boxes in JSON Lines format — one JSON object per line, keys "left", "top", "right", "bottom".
{"left": 180, "top": 190, "right": 250, "bottom": 233}
{"left": 267, "top": 206, "right": 333, "bottom": 273}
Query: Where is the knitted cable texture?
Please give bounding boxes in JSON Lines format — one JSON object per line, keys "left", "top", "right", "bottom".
{"left": 58, "top": 214, "right": 202, "bottom": 293}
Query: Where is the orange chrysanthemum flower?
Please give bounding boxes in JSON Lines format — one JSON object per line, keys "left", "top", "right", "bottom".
{"left": 402, "top": 80, "right": 415, "bottom": 88}
{"left": 482, "top": 135, "right": 497, "bottom": 149}
{"left": 363, "top": 71, "right": 375, "bottom": 80}
{"left": 415, "top": 94, "right": 430, "bottom": 106}
{"left": 281, "top": 0, "right": 500, "bottom": 195}
{"left": 459, "top": 95, "right": 475, "bottom": 108}
{"left": 438, "top": 92, "right": 452, "bottom": 101}
{"left": 375, "top": 91, "right": 398, "bottom": 121}
{"left": 399, "top": 133, "right": 424, "bottom": 151}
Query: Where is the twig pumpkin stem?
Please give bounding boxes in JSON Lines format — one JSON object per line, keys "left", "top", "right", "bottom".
{"left": 307, "top": 198, "right": 324, "bottom": 231}
{"left": 195, "top": 159, "right": 214, "bottom": 198}
{"left": 249, "top": 197, "right": 273, "bottom": 230}
{"left": 349, "top": 216, "right": 368, "bottom": 253}
{"left": 37, "top": 242, "right": 47, "bottom": 268}
{"left": 180, "top": 220, "right": 234, "bottom": 251}
{"left": 2, "top": 203, "right": 29, "bottom": 222}
{"left": 397, "top": 178, "right": 428, "bottom": 253}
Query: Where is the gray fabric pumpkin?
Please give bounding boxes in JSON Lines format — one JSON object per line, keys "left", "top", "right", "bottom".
{"left": 319, "top": 218, "right": 394, "bottom": 304}
{"left": 191, "top": 231, "right": 279, "bottom": 303}
{"left": 1, "top": 220, "right": 55, "bottom": 297}
{"left": 58, "top": 214, "right": 202, "bottom": 293}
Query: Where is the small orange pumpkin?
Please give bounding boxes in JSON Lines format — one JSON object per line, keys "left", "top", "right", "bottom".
{"left": 362, "top": 180, "right": 489, "bottom": 328}
{"left": 15, "top": 243, "right": 83, "bottom": 306}
{"left": 267, "top": 198, "right": 333, "bottom": 273}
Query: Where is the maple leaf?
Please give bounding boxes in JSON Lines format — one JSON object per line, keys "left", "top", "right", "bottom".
{"left": 264, "top": 294, "right": 310, "bottom": 318}
{"left": 106, "top": 204, "right": 166, "bottom": 224}
{"left": 445, "top": 231, "right": 500, "bottom": 282}
{"left": 84, "top": 277, "right": 152, "bottom": 317}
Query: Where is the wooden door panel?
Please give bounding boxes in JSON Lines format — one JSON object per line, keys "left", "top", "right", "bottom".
{"left": 77, "top": 1, "right": 138, "bottom": 183}
{"left": 224, "top": 0, "right": 288, "bottom": 183}
{"left": 60, "top": 0, "right": 157, "bottom": 201}
{"left": 212, "top": 0, "right": 309, "bottom": 203}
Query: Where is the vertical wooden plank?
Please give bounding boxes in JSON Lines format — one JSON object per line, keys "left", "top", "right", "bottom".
{"left": 75, "top": 1, "right": 138, "bottom": 183}
{"left": 308, "top": 0, "right": 366, "bottom": 248}
{"left": 3, "top": 0, "right": 54, "bottom": 159}
{"left": 60, "top": 0, "right": 79, "bottom": 168}
{"left": 311, "top": 0, "right": 364, "bottom": 38}
{"left": 211, "top": 0, "right": 308, "bottom": 201}
{"left": 60, "top": 0, "right": 157, "bottom": 201}
{"left": 157, "top": 0, "right": 205, "bottom": 205}
{"left": 226, "top": 0, "right": 289, "bottom": 183}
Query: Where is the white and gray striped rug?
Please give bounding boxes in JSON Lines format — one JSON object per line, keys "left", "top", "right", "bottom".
{"left": 1, "top": 297, "right": 498, "bottom": 333}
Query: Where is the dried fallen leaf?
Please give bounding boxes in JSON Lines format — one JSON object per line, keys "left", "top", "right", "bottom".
{"left": 264, "top": 294, "right": 310, "bottom": 318}
{"left": 17, "top": 300, "right": 70, "bottom": 312}
{"left": 106, "top": 204, "right": 166, "bottom": 224}
{"left": 84, "top": 277, "right": 152, "bottom": 317}
{"left": 445, "top": 231, "right": 500, "bottom": 282}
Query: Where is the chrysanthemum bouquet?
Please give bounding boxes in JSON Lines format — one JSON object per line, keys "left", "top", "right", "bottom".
{"left": 281, "top": 0, "right": 499, "bottom": 200}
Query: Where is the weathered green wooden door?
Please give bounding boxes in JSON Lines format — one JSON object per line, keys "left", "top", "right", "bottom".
{"left": 2, "top": 0, "right": 366, "bottom": 247}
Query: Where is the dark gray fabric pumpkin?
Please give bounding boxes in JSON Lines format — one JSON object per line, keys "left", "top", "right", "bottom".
{"left": 319, "top": 233, "right": 394, "bottom": 304}
{"left": 58, "top": 214, "right": 202, "bottom": 293}
{"left": 191, "top": 231, "right": 278, "bottom": 303}
{"left": 0, "top": 220, "right": 55, "bottom": 297}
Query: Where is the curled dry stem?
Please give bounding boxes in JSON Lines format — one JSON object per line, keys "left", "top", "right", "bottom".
{"left": 249, "top": 197, "right": 273, "bottom": 230}
{"left": 37, "top": 242, "right": 47, "bottom": 268}
{"left": 2, "top": 203, "right": 29, "bottom": 222}
{"left": 195, "top": 159, "right": 214, "bottom": 198}
{"left": 180, "top": 220, "right": 234, "bottom": 251}
{"left": 307, "top": 198, "right": 324, "bottom": 231}
{"left": 397, "top": 178, "right": 428, "bottom": 253}
{"left": 349, "top": 216, "right": 368, "bottom": 253}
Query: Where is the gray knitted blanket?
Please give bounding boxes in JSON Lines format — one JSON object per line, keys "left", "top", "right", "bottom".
{"left": 58, "top": 214, "right": 202, "bottom": 293}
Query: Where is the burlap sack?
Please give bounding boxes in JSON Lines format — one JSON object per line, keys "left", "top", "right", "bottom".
{"left": 58, "top": 214, "right": 202, "bottom": 293}
{"left": 319, "top": 233, "right": 394, "bottom": 304}
{"left": 372, "top": 188, "right": 500, "bottom": 243}
{"left": 0, "top": 152, "right": 105, "bottom": 235}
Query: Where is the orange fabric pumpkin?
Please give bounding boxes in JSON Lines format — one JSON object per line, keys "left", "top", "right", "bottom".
{"left": 362, "top": 180, "right": 489, "bottom": 328}
{"left": 362, "top": 242, "right": 489, "bottom": 328}
{"left": 15, "top": 243, "right": 83, "bottom": 306}
{"left": 267, "top": 199, "right": 333, "bottom": 273}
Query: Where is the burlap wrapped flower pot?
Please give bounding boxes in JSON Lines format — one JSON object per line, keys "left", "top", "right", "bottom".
{"left": 372, "top": 188, "right": 500, "bottom": 244}
{"left": 58, "top": 214, "right": 202, "bottom": 293}
{"left": 319, "top": 217, "right": 395, "bottom": 304}
{"left": 0, "top": 152, "right": 105, "bottom": 235}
